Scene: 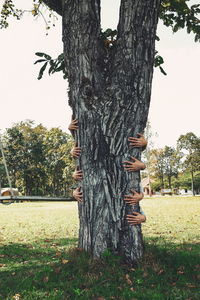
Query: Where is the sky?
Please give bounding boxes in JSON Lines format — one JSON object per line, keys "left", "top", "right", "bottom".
{"left": 0, "top": 0, "right": 200, "bottom": 148}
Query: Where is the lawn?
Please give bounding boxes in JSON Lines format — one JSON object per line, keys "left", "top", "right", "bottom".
{"left": 0, "top": 197, "right": 199, "bottom": 300}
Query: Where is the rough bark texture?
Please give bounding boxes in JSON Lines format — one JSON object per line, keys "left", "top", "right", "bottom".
{"left": 61, "top": 0, "right": 160, "bottom": 264}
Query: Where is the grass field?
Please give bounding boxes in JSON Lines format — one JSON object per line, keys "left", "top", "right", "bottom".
{"left": 0, "top": 197, "right": 199, "bottom": 300}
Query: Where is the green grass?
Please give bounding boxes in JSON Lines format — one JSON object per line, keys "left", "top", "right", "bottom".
{"left": 0, "top": 197, "right": 199, "bottom": 300}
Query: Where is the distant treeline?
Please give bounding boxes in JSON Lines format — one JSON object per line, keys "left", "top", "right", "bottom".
{"left": 0, "top": 120, "right": 75, "bottom": 197}
{"left": 142, "top": 132, "right": 200, "bottom": 194}
{"left": 1, "top": 121, "right": 200, "bottom": 196}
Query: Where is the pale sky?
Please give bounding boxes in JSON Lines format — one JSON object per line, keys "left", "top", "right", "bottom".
{"left": 0, "top": 0, "right": 200, "bottom": 148}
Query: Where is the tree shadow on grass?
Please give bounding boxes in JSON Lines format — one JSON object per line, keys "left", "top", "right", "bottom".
{"left": 0, "top": 237, "right": 199, "bottom": 300}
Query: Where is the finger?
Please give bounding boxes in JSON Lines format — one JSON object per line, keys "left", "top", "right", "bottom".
{"left": 124, "top": 166, "right": 136, "bottom": 170}
{"left": 126, "top": 214, "right": 137, "bottom": 217}
{"left": 128, "top": 137, "right": 138, "bottom": 141}
{"left": 137, "top": 133, "right": 143, "bottom": 137}
{"left": 132, "top": 212, "right": 139, "bottom": 216}
{"left": 125, "top": 201, "right": 136, "bottom": 205}
{"left": 124, "top": 168, "right": 134, "bottom": 172}
{"left": 129, "top": 142, "right": 140, "bottom": 145}
{"left": 71, "top": 125, "right": 79, "bottom": 130}
{"left": 127, "top": 219, "right": 138, "bottom": 223}
{"left": 74, "top": 151, "right": 81, "bottom": 155}
{"left": 131, "top": 156, "right": 137, "bottom": 161}
{"left": 124, "top": 200, "right": 135, "bottom": 204}
{"left": 122, "top": 161, "right": 132, "bottom": 164}
{"left": 130, "top": 189, "right": 136, "bottom": 194}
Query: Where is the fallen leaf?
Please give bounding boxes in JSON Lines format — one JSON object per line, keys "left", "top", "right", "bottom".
{"left": 143, "top": 271, "right": 148, "bottom": 277}
{"left": 55, "top": 251, "right": 62, "bottom": 257}
{"left": 177, "top": 270, "right": 185, "bottom": 275}
{"left": 125, "top": 274, "right": 133, "bottom": 285}
{"left": 157, "top": 269, "right": 164, "bottom": 275}
{"left": 12, "top": 294, "right": 21, "bottom": 300}
{"left": 186, "top": 283, "right": 196, "bottom": 288}
{"left": 196, "top": 274, "right": 200, "bottom": 280}
{"left": 54, "top": 267, "right": 62, "bottom": 273}
{"left": 61, "top": 259, "right": 69, "bottom": 264}
{"left": 96, "top": 298, "right": 106, "bottom": 300}
{"left": 43, "top": 276, "right": 49, "bottom": 283}
{"left": 76, "top": 247, "right": 84, "bottom": 252}
{"left": 186, "top": 247, "right": 192, "bottom": 251}
{"left": 0, "top": 264, "right": 6, "bottom": 268}
{"left": 171, "top": 282, "right": 176, "bottom": 286}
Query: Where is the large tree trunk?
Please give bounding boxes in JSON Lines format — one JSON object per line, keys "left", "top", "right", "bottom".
{"left": 62, "top": 0, "right": 160, "bottom": 264}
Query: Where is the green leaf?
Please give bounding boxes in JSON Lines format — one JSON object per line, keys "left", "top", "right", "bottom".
{"left": 34, "top": 59, "right": 47, "bottom": 65}
{"left": 37, "top": 62, "right": 48, "bottom": 80}
{"left": 35, "top": 52, "right": 45, "bottom": 57}
{"left": 35, "top": 52, "right": 51, "bottom": 60}
{"left": 43, "top": 54, "right": 51, "bottom": 60}
{"left": 159, "top": 66, "right": 167, "bottom": 76}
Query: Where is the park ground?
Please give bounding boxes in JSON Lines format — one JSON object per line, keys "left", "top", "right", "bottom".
{"left": 0, "top": 197, "right": 199, "bottom": 300}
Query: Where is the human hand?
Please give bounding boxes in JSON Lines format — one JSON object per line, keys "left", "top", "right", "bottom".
{"left": 123, "top": 157, "right": 146, "bottom": 172}
{"left": 70, "top": 146, "right": 81, "bottom": 158}
{"left": 68, "top": 119, "right": 79, "bottom": 131}
{"left": 72, "top": 169, "right": 83, "bottom": 180}
{"left": 128, "top": 133, "right": 147, "bottom": 148}
{"left": 126, "top": 212, "right": 146, "bottom": 225}
{"left": 73, "top": 187, "right": 83, "bottom": 202}
{"left": 124, "top": 189, "right": 144, "bottom": 205}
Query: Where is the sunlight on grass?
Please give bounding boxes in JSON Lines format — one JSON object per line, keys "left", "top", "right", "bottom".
{"left": 0, "top": 202, "right": 79, "bottom": 244}
{"left": 0, "top": 197, "right": 200, "bottom": 245}
{"left": 142, "top": 196, "right": 200, "bottom": 244}
{"left": 0, "top": 197, "right": 199, "bottom": 300}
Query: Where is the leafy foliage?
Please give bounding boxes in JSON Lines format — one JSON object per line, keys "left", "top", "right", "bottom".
{"left": 0, "top": 0, "right": 22, "bottom": 29}
{"left": 34, "top": 52, "right": 67, "bottom": 80}
{"left": 0, "top": 0, "right": 57, "bottom": 31}
{"left": 160, "top": 0, "right": 200, "bottom": 42}
{"left": 0, "top": 121, "right": 75, "bottom": 196}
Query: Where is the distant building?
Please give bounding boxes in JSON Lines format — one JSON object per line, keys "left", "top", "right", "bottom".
{"left": 178, "top": 189, "right": 193, "bottom": 196}
{"left": 1, "top": 188, "right": 19, "bottom": 196}
{"left": 141, "top": 177, "right": 154, "bottom": 196}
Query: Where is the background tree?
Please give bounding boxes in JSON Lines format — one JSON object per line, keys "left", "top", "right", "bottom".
{"left": 43, "top": 128, "right": 74, "bottom": 196}
{"left": 142, "top": 121, "right": 158, "bottom": 195}
{"left": 177, "top": 132, "right": 200, "bottom": 195}
{"left": 1, "top": 121, "right": 74, "bottom": 196}
{"left": 150, "top": 148, "right": 165, "bottom": 188}
{"left": 1, "top": 0, "right": 200, "bottom": 264}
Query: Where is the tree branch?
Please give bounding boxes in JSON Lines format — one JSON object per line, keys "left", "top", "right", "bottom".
{"left": 62, "top": 0, "right": 102, "bottom": 110}
{"left": 106, "top": 0, "right": 161, "bottom": 133}
{"left": 42, "top": 0, "right": 63, "bottom": 16}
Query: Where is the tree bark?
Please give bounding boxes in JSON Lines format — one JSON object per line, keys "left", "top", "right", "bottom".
{"left": 61, "top": 0, "right": 160, "bottom": 264}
